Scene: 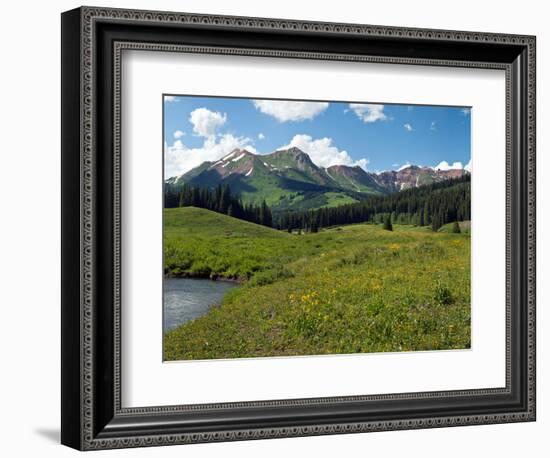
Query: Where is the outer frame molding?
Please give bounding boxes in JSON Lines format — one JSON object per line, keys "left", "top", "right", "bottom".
{"left": 61, "top": 6, "right": 536, "bottom": 450}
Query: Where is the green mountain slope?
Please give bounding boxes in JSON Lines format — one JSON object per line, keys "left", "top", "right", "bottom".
{"left": 326, "top": 164, "right": 386, "bottom": 194}
{"left": 174, "top": 148, "right": 364, "bottom": 211}
{"left": 168, "top": 147, "right": 467, "bottom": 213}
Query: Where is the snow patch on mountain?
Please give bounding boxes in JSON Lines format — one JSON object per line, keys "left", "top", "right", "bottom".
{"left": 223, "top": 151, "right": 238, "bottom": 161}
{"left": 232, "top": 153, "right": 247, "bottom": 162}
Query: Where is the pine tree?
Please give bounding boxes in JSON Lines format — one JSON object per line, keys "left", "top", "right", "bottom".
{"left": 168, "top": 183, "right": 273, "bottom": 227}
{"left": 452, "top": 221, "right": 461, "bottom": 233}
{"left": 259, "top": 200, "right": 272, "bottom": 227}
{"left": 179, "top": 188, "right": 186, "bottom": 207}
{"left": 310, "top": 214, "right": 319, "bottom": 233}
{"left": 383, "top": 214, "right": 393, "bottom": 231}
{"left": 423, "top": 204, "right": 430, "bottom": 226}
{"left": 431, "top": 212, "right": 439, "bottom": 232}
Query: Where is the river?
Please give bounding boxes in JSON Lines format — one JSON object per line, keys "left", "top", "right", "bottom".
{"left": 163, "top": 277, "right": 236, "bottom": 331}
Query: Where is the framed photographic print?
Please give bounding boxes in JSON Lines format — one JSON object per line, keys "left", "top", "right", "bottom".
{"left": 61, "top": 6, "right": 536, "bottom": 450}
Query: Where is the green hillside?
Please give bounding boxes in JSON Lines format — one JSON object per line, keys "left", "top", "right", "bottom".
{"left": 165, "top": 206, "right": 283, "bottom": 239}
{"left": 164, "top": 207, "right": 471, "bottom": 359}
{"left": 164, "top": 207, "right": 288, "bottom": 279}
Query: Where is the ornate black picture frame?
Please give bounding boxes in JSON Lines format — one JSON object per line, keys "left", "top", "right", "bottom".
{"left": 61, "top": 6, "right": 536, "bottom": 450}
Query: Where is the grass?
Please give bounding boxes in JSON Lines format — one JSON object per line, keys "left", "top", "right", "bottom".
{"left": 164, "top": 207, "right": 290, "bottom": 280}
{"left": 438, "top": 220, "right": 471, "bottom": 234}
{"left": 164, "top": 207, "right": 471, "bottom": 360}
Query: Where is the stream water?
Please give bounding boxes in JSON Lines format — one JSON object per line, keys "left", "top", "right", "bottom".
{"left": 163, "top": 277, "right": 236, "bottom": 331}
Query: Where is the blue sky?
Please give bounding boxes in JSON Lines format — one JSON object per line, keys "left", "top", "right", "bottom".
{"left": 163, "top": 95, "right": 471, "bottom": 178}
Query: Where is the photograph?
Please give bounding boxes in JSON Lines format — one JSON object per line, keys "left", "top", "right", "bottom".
{"left": 57, "top": 4, "right": 537, "bottom": 451}
{"left": 51, "top": 2, "right": 542, "bottom": 451}
{"left": 162, "top": 95, "right": 472, "bottom": 361}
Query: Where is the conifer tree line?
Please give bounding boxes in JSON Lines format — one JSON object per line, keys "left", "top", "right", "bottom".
{"left": 165, "top": 183, "right": 273, "bottom": 228}
{"left": 276, "top": 175, "right": 470, "bottom": 233}
{"left": 165, "top": 175, "right": 469, "bottom": 233}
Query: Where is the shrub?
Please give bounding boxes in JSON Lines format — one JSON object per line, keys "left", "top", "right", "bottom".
{"left": 434, "top": 279, "right": 454, "bottom": 306}
{"left": 248, "top": 267, "right": 294, "bottom": 287}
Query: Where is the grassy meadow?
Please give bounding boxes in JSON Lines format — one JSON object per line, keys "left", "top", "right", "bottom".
{"left": 164, "top": 207, "right": 471, "bottom": 360}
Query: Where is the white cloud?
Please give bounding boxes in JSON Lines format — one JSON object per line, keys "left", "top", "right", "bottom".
{"left": 189, "top": 108, "right": 227, "bottom": 137}
{"left": 404, "top": 123, "right": 414, "bottom": 132}
{"left": 397, "top": 162, "right": 412, "bottom": 171}
{"left": 258, "top": 133, "right": 265, "bottom": 140}
{"left": 164, "top": 95, "right": 178, "bottom": 103}
{"left": 253, "top": 100, "right": 329, "bottom": 122}
{"left": 349, "top": 104, "right": 387, "bottom": 123}
{"left": 164, "top": 134, "right": 256, "bottom": 178}
{"left": 173, "top": 130, "right": 185, "bottom": 139}
{"left": 354, "top": 158, "right": 370, "bottom": 170}
{"left": 430, "top": 121, "right": 437, "bottom": 131}
{"left": 432, "top": 160, "right": 464, "bottom": 171}
{"left": 464, "top": 159, "right": 472, "bottom": 172}
{"left": 280, "top": 134, "right": 369, "bottom": 170}
{"left": 461, "top": 108, "right": 471, "bottom": 116}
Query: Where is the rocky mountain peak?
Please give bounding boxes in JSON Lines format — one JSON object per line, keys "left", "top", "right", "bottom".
{"left": 170, "top": 147, "right": 468, "bottom": 200}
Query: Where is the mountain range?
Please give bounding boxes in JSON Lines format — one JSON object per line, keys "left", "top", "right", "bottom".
{"left": 166, "top": 147, "right": 467, "bottom": 212}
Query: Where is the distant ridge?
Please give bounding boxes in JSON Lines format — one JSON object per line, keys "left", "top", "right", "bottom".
{"left": 166, "top": 147, "right": 468, "bottom": 212}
